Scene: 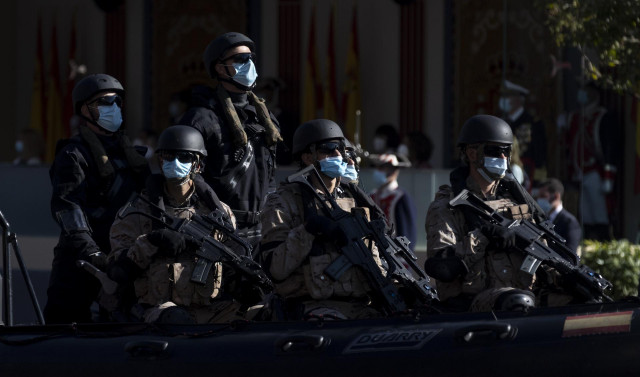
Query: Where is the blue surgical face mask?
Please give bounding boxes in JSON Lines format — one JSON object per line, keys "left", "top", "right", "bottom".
{"left": 162, "top": 159, "right": 193, "bottom": 180}
{"left": 536, "top": 198, "right": 552, "bottom": 214}
{"left": 372, "top": 169, "right": 389, "bottom": 187}
{"left": 15, "top": 140, "right": 24, "bottom": 153}
{"left": 96, "top": 103, "right": 123, "bottom": 132}
{"left": 479, "top": 157, "right": 508, "bottom": 181}
{"left": 498, "top": 97, "right": 512, "bottom": 113}
{"left": 318, "top": 156, "right": 347, "bottom": 179}
{"left": 232, "top": 60, "right": 258, "bottom": 88}
{"left": 577, "top": 89, "right": 589, "bottom": 105}
{"left": 342, "top": 164, "right": 359, "bottom": 183}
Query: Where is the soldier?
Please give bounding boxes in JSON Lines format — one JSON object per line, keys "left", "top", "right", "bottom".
{"left": 107, "top": 126, "right": 249, "bottom": 324}
{"left": 180, "top": 32, "right": 282, "bottom": 255}
{"left": 260, "top": 119, "right": 384, "bottom": 320}
{"left": 498, "top": 80, "right": 547, "bottom": 184}
{"left": 44, "top": 74, "right": 150, "bottom": 324}
{"left": 424, "top": 115, "right": 553, "bottom": 312}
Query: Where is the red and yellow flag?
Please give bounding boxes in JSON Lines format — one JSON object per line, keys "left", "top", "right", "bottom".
{"left": 45, "top": 23, "right": 64, "bottom": 163}
{"left": 323, "top": 3, "right": 338, "bottom": 121}
{"left": 301, "top": 4, "right": 322, "bottom": 122}
{"left": 29, "top": 15, "right": 46, "bottom": 147}
{"left": 341, "top": 4, "right": 361, "bottom": 141}
{"left": 62, "top": 11, "right": 78, "bottom": 137}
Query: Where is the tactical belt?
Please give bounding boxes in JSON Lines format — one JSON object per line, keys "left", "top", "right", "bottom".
{"left": 232, "top": 209, "right": 261, "bottom": 225}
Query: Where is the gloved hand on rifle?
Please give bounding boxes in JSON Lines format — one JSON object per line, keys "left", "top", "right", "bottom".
{"left": 80, "top": 249, "right": 109, "bottom": 271}
{"left": 147, "top": 228, "right": 202, "bottom": 257}
{"left": 304, "top": 215, "right": 347, "bottom": 246}
{"left": 481, "top": 223, "right": 516, "bottom": 249}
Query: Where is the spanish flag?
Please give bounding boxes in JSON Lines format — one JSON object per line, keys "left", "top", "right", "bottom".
{"left": 301, "top": 4, "right": 322, "bottom": 122}
{"left": 323, "top": 3, "right": 338, "bottom": 121}
{"left": 45, "top": 22, "right": 64, "bottom": 163}
{"left": 342, "top": 3, "right": 361, "bottom": 141}
{"left": 29, "top": 15, "right": 46, "bottom": 144}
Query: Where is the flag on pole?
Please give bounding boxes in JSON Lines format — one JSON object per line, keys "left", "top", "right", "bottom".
{"left": 301, "top": 4, "right": 322, "bottom": 122}
{"left": 62, "top": 11, "right": 78, "bottom": 137}
{"left": 29, "top": 15, "right": 46, "bottom": 145}
{"left": 342, "top": 4, "right": 361, "bottom": 141}
{"left": 323, "top": 3, "right": 338, "bottom": 121}
{"left": 45, "top": 22, "right": 64, "bottom": 163}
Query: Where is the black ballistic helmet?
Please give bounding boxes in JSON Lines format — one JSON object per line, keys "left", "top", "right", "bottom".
{"left": 156, "top": 125, "right": 208, "bottom": 157}
{"left": 72, "top": 74, "right": 125, "bottom": 115}
{"left": 292, "top": 119, "right": 345, "bottom": 156}
{"left": 457, "top": 115, "right": 513, "bottom": 146}
{"left": 203, "top": 32, "right": 255, "bottom": 79}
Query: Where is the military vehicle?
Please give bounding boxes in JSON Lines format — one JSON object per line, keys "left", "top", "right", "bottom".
{"left": 1, "top": 208, "right": 639, "bottom": 377}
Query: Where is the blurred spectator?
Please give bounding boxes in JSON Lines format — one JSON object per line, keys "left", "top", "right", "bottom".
{"left": 372, "top": 124, "right": 409, "bottom": 159}
{"left": 498, "top": 79, "right": 547, "bottom": 184}
{"left": 565, "top": 82, "right": 621, "bottom": 241}
{"left": 168, "top": 88, "right": 192, "bottom": 126}
{"left": 133, "top": 128, "right": 159, "bottom": 172}
{"left": 369, "top": 154, "right": 417, "bottom": 251}
{"left": 536, "top": 178, "right": 582, "bottom": 255}
{"left": 13, "top": 128, "right": 44, "bottom": 166}
{"left": 404, "top": 131, "right": 433, "bottom": 169}
{"left": 510, "top": 137, "right": 531, "bottom": 191}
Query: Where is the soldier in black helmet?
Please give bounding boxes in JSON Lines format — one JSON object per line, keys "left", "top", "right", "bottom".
{"left": 107, "top": 126, "right": 255, "bottom": 324}
{"left": 44, "top": 73, "right": 150, "bottom": 324}
{"left": 424, "top": 114, "right": 554, "bottom": 313}
{"left": 259, "top": 119, "right": 385, "bottom": 320}
{"left": 179, "top": 32, "right": 282, "bottom": 256}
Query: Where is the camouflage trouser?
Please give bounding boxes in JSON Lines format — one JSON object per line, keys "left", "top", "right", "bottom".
{"left": 143, "top": 300, "right": 245, "bottom": 324}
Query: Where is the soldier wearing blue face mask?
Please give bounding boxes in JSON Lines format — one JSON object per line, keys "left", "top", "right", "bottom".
{"left": 44, "top": 74, "right": 150, "bottom": 324}
{"left": 179, "top": 32, "right": 283, "bottom": 256}
{"left": 424, "top": 115, "right": 566, "bottom": 313}
{"left": 259, "top": 119, "right": 387, "bottom": 320}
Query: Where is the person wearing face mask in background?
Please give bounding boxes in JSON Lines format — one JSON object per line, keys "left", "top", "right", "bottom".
{"left": 564, "top": 83, "right": 621, "bottom": 241}
{"left": 498, "top": 80, "right": 547, "bottom": 186}
{"left": 369, "top": 154, "right": 417, "bottom": 252}
{"left": 534, "top": 178, "right": 582, "bottom": 256}
{"left": 13, "top": 128, "right": 45, "bottom": 166}
{"left": 107, "top": 126, "right": 256, "bottom": 324}
{"left": 179, "top": 32, "right": 282, "bottom": 257}
{"left": 259, "top": 119, "right": 386, "bottom": 320}
{"left": 371, "top": 124, "right": 409, "bottom": 159}
{"left": 44, "top": 74, "right": 150, "bottom": 324}
{"left": 424, "top": 115, "right": 567, "bottom": 313}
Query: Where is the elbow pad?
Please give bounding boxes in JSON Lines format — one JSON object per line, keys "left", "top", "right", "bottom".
{"left": 55, "top": 208, "right": 91, "bottom": 234}
{"left": 424, "top": 247, "right": 468, "bottom": 283}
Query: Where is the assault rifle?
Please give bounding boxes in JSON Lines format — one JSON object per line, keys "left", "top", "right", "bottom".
{"left": 287, "top": 166, "right": 438, "bottom": 315}
{"left": 449, "top": 189, "right": 612, "bottom": 303}
{"left": 117, "top": 195, "right": 273, "bottom": 291}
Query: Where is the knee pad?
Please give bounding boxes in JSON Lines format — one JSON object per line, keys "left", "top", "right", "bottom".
{"left": 495, "top": 290, "right": 535, "bottom": 312}
{"left": 156, "top": 306, "right": 195, "bottom": 324}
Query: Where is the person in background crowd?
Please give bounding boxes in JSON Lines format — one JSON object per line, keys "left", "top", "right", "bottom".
{"left": 535, "top": 178, "right": 582, "bottom": 255}
{"left": 369, "top": 154, "right": 417, "bottom": 252}
{"left": 498, "top": 79, "right": 547, "bottom": 185}
{"left": 13, "top": 128, "right": 44, "bottom": 166}
{"left": 372, "top": 123, "right": 409, "bottom": 159}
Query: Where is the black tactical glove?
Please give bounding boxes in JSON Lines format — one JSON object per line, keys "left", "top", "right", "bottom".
{"left": 304, "top": 215, "right": 347, "bottom": 246}
{"left": 147, "top": 229, "right": 201, "bottom": 257}
{"left": 82, "top": 250, "right": 108, "bottom": 271}
{"left": 481, "top": 223, "right": 517, "bottom": 249}
{"left": 107, "top": 255, "right": 142, "bottom": 284}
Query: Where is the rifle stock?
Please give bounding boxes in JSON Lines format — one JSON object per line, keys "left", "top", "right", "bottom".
{"left": 449, "top": 189, "right": 612, "bottom": 303}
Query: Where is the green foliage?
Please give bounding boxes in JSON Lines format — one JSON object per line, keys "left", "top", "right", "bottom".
{"left": 581, "top": 239, "right": 640, "bottom": 300}
{"left": 539, "top": 0, "right": 640, "bottom": 94}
